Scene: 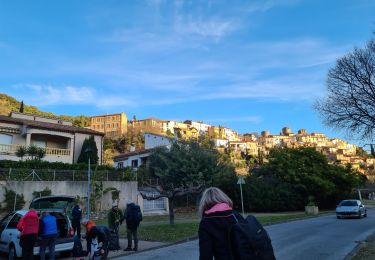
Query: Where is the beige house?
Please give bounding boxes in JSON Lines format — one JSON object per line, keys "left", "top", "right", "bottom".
{"left": 88, "top": 112, "right": 128, "bottom": 138}
{"left": 0, "top": 112, "right": 104, "bottom": 164}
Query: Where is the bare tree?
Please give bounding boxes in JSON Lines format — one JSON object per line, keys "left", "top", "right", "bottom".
{"left": 315, "top": 38, "right": 375, "bottom": 139}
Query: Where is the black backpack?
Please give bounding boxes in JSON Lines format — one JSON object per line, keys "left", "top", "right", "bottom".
{"left": 128, "top": 205, "right": 143, "bottom": 223}
{"left": 72, "top": 235, "right": 86, "bottom": 257}
{"left": 229, "top": 214, "right": 276, "bottom": 260}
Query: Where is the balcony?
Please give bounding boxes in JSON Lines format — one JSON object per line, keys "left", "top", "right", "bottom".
{"left": 0, "top": 144, "right": 70, "bottom": 156}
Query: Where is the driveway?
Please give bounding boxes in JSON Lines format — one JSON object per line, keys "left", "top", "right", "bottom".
{"left": 115, "top": 208, "right": 375, "bottom": 260}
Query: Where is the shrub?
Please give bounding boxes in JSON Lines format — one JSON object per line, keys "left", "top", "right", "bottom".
{"left": 3, "top": 188, "right": 25, "bottom": 212}
{"left": 32, "top": 187, "right": 52, "bottom": 198}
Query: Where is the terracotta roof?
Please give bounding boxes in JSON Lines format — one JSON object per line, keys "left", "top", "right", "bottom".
{"left": 144, "top": 132, "right": 174, "bottom": 140}
{"left": 0, "top": 115, "right": 105, "bottom": 136}
{"left": 113, "top": 148, "right": 153, "bottom": 161}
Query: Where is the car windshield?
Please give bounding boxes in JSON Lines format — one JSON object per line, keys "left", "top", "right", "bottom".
{"left": 339, "top": 201, "right": 357, "bottom": 206}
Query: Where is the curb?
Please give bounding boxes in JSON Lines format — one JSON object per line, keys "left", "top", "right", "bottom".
{"left": 111, "top": 237, "right": 198, "bottom": 259}
{"left": 343, "top": 231, "right": 375, "bottom": 260}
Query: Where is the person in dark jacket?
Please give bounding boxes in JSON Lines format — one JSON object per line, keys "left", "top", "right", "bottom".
{"left": 198, "top": 187, "right": 235, "bottom": 260}
{"left": 17, "top": 209, "right": 40, "bottom": 260}
{"left": 39, "top": 212, "right": 58, "bottom": 260}
{"left": 72, "top": 203, "right": 83, "bottom": 238}
{"left": 87, "top": 225, "right": 110, "bottom": 260}
{"left": 107, "top": 204, "right": 122, "bottom": 250}
{"left": 121, "top": 200, "right": 142, "bottom": 251}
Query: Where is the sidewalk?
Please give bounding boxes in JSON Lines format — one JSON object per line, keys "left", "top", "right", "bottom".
{"left": 58, "top": 238, "right": 167, "bottom": 259}
{"left": 108, "top": 238, "right": 167, "bottom": 258}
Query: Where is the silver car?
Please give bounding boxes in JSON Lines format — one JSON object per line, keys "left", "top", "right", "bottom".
{"left": 0, "top": 196, "right": 75, "bottom": 260}
{"left": 336, "top": 199, "right": 367, "bottom": 219}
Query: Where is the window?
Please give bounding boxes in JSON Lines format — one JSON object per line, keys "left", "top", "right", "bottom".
{"left": 32, "top": 140, "right": 46, "bottom": 148}
{"left": 0, "top": 133, "right": 12, "bottom": 144}
{"left": 117, "top": 162, "right": 124, "bottom": 169}
{"left": 131, "top": 159, "right": 138, "bottom": 168}
{"left": 7, "top": 214, "right": 22, "bottom": 229}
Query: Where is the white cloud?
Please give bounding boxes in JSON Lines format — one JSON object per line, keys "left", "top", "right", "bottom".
{"left": 204, "top": 116, "right": 262, "bottom": 124}
{"left": 175, "top": 18, "right": 236, "bottom": 39}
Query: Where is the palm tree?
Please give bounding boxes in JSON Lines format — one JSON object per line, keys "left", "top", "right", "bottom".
{"left": 27, "top": 145, "right": 38, "bottom": 160}
{"left": 15, "top": 146, "right": 27, "bottom": 161}
{"left": 36, "top": 147, "right": 46, "bottom": 160}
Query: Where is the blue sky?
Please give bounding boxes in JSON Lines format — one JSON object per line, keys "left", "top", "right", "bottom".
{"left": 1, "top": 0, "right": 374, "bottom": 142}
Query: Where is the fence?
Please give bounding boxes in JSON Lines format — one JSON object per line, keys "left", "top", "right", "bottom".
{"left": 0, "top": 168, "right": 135, "bottom": 182}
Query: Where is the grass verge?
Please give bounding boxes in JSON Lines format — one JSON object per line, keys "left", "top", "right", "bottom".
{"left": 351, "top": 233, "right": 375, "bottom": 260}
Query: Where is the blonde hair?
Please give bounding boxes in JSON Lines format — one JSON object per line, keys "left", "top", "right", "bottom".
{"left": 198, "top": 187, "right": 233, "bottom": 217}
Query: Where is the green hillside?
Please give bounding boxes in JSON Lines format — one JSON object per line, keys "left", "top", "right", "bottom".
{"left": 0, "top": 93, "right": 90, "bottom": 127}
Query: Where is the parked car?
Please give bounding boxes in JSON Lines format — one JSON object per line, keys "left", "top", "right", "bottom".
{"left": 0, "top": 196, "right": 75, "bottom": 260}
{"left": 336, "top": 199, "right": 367, "bottom": 219}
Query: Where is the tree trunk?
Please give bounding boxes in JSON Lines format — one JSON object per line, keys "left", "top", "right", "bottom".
{"left": 168, "top": 198, "right": 175, "bottom": 225}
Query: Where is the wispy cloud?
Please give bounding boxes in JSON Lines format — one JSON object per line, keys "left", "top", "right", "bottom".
{"left": 204, "top": 116, "right": 262, "bottom": 124}
{"left": 11, "top": 84, "right": 135, "bottom": 108}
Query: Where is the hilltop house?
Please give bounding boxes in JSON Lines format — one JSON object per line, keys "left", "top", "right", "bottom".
{"left": 0, "top": 112, "right": 104, "bottom": 164}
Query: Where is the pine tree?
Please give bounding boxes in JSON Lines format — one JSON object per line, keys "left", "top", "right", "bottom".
{"left": 19, "top": 101, "right": 24, "bottom": 113}
{"left": 78, "top": 135, "right": 99, "bottom": 164}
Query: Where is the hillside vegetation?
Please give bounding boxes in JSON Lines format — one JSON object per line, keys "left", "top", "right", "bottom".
{"left": 0, "top": 93, "right": 90, "bottom": 127}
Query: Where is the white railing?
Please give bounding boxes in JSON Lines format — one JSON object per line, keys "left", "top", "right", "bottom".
{"left": 0, "top": 144, "right": 70, "bottom": 156}
{"left": 45, "top": 147, "right": 70, "bottom": 156}
{"left": 0, "top": 144, "right": 20, "bottom": 154}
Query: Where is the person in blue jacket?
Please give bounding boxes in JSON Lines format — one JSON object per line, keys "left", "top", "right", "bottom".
{"left": 39, "top": 212, "right": 58, "bottom": 260}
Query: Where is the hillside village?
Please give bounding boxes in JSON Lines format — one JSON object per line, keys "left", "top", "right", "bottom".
{"left": 1, "top": 91, "right": 374, "bottom": 176}
{"left": 87, "top": 112, "right": 375, "bottom": 175}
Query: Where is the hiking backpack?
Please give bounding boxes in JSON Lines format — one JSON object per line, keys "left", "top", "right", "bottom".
{"left": 128, "top": 205, "right": 143, "bottom": 223}
{"left": 229, "top": 214, "right": 276, "bottom": 260}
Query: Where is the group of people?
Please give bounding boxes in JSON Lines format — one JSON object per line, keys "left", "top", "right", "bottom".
{"left": 17, "top": 187, "right": 272, "bottom": 260}
{"left": 17, "top": 210, "right": 59, "bottom": 260}
{"left": 71, "top": 199, "right": 142, "bottom": 259}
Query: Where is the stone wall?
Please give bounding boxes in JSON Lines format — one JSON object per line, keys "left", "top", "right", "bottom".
{"left": 0, "top": 181, "right": 138, "bottom": 211}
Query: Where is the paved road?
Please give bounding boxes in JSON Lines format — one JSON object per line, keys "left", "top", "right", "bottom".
{"left": 115, "top": 208, "right": 375, "bottom": 260}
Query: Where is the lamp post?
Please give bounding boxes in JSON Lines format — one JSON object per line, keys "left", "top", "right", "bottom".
{"left": 85, "top": 148, "right": 92, "bottom": 219}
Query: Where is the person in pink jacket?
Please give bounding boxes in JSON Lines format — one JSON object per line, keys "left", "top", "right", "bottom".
{"left": 17, "top": 209, "right": 39, "bottom": 260}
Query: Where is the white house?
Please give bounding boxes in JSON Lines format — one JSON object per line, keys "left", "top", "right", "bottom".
{"left": 144, "top": 132, "right": 173, "bottom": 150}
{"left": 0, "top": 112, "right": 104, "bottom": 164}
{"left": 113, "top": 132, "right": 173, "bottom": 215}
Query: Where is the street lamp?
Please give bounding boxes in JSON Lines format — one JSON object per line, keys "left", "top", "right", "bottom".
{"left": 85, "top": 147, "right": 93, "bottom": 219}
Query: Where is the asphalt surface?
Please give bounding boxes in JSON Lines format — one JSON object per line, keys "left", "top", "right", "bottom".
{"left": 115, "top": 208, "right": 375, "bottom": 260}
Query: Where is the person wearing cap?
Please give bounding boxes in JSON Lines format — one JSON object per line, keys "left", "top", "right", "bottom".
{"left": 107, "top": 203, "right": 122, "bottom": 250}
{"left": 121, "top": 199, "right": 142, "bottom": 251}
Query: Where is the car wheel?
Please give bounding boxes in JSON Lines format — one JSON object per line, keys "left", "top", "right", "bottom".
{"left": 358, "top": 212, "right": 362, "bottom": 219}
{"left": 364, "top": 211, "right": 367, "bottom": 218}
{"left": 8, "top": 245, "right": 17, "bottom": 260}
{"left": 337, "top": 215, "right": 341, "bottom": 219}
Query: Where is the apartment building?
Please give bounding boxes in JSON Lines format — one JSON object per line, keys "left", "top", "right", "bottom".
{"left": 129, "top": 118, "right": 164, "bottom": 135}
{"left": 89, "top": 112, "right": 128, "bottom": 138}
{"left": 208, "top": 126, "right": 239, "bottom": 141}
{"left": 184, "top": 120, "right": 211, "bottom": 135}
